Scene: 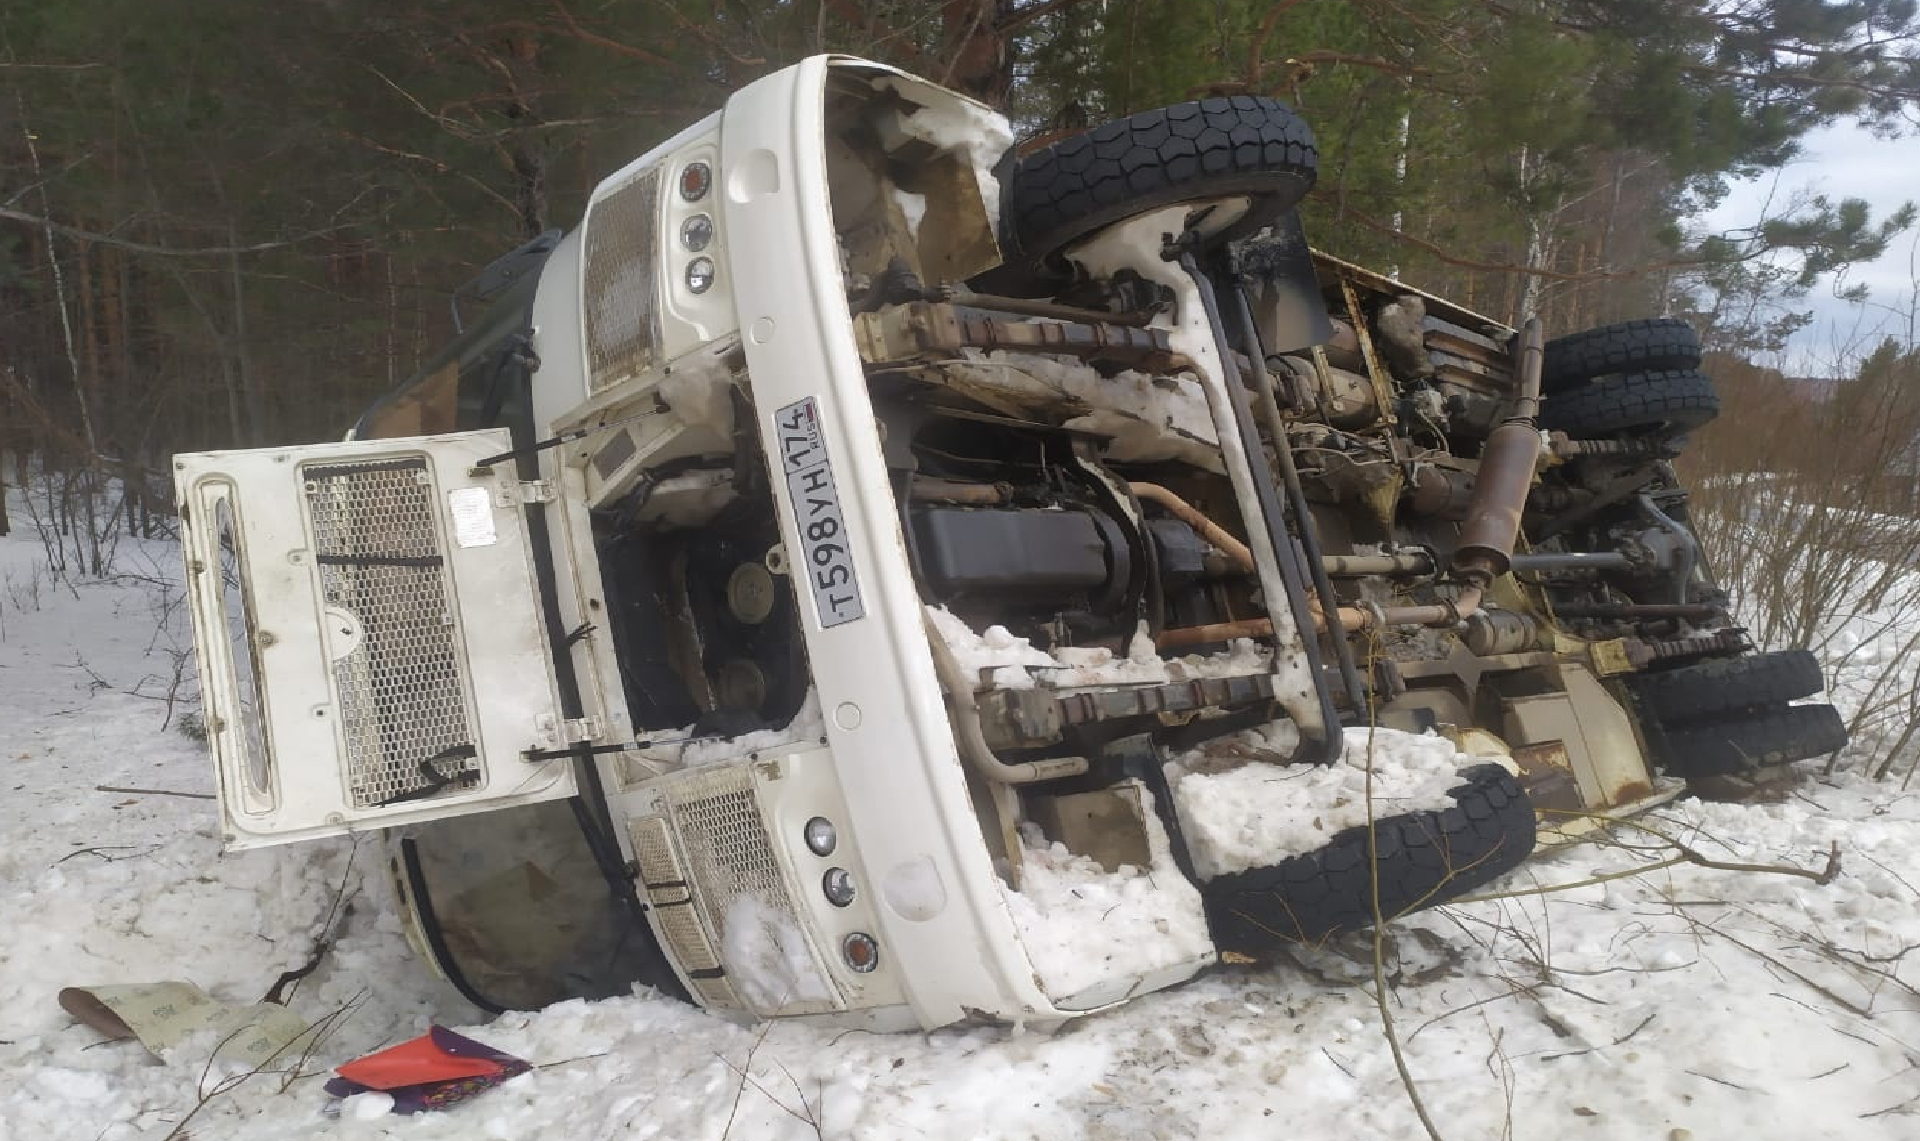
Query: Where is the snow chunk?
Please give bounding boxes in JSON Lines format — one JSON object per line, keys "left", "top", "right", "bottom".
{"left": 874, "top": 76, "right": 1014, "bottom": 234}
{"left": 999, "top": 800, "right": 1212, "bottom": 1001}
{"left": 719, "top": 896, "right": 836, "bottom": 1013}
{"left": 929, "top": 610, "right": 1274, "bottom": 693}
{"left": 927, "top": 605, "right": 1056, "bottom": 690}
{"left": 1036, "top": 623, "right": 1172, "bottom": 687}
{"left": 1168, "top": 724, "right": 1507, "bottom": 880}
{"left": 891, "top": 187, "right": 928, "bottom": 239}
{"left": 1167, "top": 637, "right": 1272, "bottom": 681}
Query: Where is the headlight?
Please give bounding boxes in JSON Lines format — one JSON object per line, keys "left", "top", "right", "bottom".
{"left": 685, "top": 257, "right": 716, "bottom": 294}
{"left": 681, "top": 213, "right": 714, "bottom": 252}
{"left": 822, "top": 867, "right": 856, "bottom": 907}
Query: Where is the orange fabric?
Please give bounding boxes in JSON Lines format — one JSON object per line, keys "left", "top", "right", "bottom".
{"left": 334, "top": 1034, "right": 504, "bottom": 1089}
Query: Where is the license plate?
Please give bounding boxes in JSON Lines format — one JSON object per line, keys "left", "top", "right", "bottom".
{"left": 775, "top": 398, "right": 866, "bottom": 629}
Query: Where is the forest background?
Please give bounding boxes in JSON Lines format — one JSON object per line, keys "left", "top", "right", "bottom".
{"left": 3, "top": 0, "right": 1920, "bottom": 558}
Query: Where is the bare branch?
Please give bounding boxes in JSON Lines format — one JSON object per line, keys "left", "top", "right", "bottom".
{"left": 0, "top": 205, "right": 343, "bottom": 257}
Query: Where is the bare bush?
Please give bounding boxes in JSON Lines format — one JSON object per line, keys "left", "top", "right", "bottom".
{"left": 1680, "top": 342, "right": 1920, "bottom": 779}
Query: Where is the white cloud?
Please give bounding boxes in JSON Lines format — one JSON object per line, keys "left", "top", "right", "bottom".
{"left": 1690, "top": 122, "right": 1920, "bottom": 375}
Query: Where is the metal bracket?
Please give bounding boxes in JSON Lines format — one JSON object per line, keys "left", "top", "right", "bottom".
{"left": 534, "top": 713, "right": 603, "bottom": 750}
{"left": 486, "top": 472, "right": 557, "bottom": 506}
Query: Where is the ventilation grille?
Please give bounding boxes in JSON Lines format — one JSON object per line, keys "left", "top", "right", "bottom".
{"left": 583, "top": 171, "right": 663, "bottom": 393}
{"left": 303, "top": 457, "right": 480, "bottom": 809}
{"left": 662, "top": 766, "right": 833, "bottom": 1012}
{"left": 630, "top": 814, "right": 742, "bottom": 1010}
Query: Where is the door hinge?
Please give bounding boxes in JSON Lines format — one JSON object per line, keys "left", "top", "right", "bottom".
{"left": 534, "top": 714, "right": 604, "bottom": 750}
{"left": 500, "top": 479, "right": 556, "bottom": 505}
{"left": 483, "top": 466, "right": 557, "bottom": 506}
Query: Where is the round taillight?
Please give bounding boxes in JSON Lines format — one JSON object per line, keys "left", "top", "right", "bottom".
{"left": 843, "top": 932, "right": 880, "bottom": 973}
{"left": 679, "top": 161, "right": 712, "bottom": 202}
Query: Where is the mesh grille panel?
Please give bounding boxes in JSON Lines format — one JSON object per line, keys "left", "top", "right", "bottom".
{"left": 674, "top": 786, "right": 787, "bottom": 921}
{"left": 629, "top": 815, "right": 723, "bottom": 976}
{"left": 666, "top": 767, "right": 830, "bottom": 1009}
{"left": 583, "top": 172, "right": 662, "bottom": 393}
{"left": 303, "top": 457, "right": 480, "bottom": 809}
{"left": 692, "top": 975, "right": 743, "bottom": 1008}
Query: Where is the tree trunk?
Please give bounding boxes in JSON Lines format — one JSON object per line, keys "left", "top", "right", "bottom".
{"left": 504, "top": 32, "right": 548, "bottom": 239}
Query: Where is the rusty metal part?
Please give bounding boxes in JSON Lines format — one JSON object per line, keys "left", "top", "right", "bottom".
{"left": 908, "top": 476, "right": 1011, "bottom": 505}
{"left": 1156, "top": 617, "right": 1281, "bottom": 649}
{"left": 852, "top": 301, "right": 1187, "bottom": 371}
{"left": 1453, "top": 318, "right": 1545, "bottom": 584}
{"left": 1586, "top": 638, "right": 1645, "bottom": 676}
{"left": 1338, "top": 277, "right": 1404, "bottom": 452}
{"left": 944, "top": 288, "right": 1157, "bottom": 327}
{"left": 1320, "top": 552, "right": 1435, "bottom": 577}
{"left": 923, "top": 615, "right": 1089, "bottom": 784}
{"left": 1462, "top": 609, "right": 1545, "bottom": 656}
{"left": 1640, "top": 629, "right": 1749, "bottom": 662}
{"left": 1276, "top": 355, "right": 1379, "bottom": 427}
{"left": 975, "top": 688, "right": 1065, "bottom": 750}
{"left": 1553, "top": 603, "right": 1723, "bottom": 620}
{"left": 1547, "top": 432, "right": 1671, "bottom": 458}
{"left": 1055, "top": 673, "right": 1277, "bottom": 725}
{"left": 1511, "top": 741, "right": 1585, "bottom": 815}
{"left": 1129, "top": 482, "right": 1255, "bottom": 573}
{"left": 1154, "top": 586, "right": 1482, "bottom": 647}
{"left": 1408, "top": 464, "right": 1475, "bottom": 520}
{"left": 1509, "top": 551, "right": 1634, "bottom": 574}
{"left": 975, "top": 672, "right": 1279, "bottom": 751}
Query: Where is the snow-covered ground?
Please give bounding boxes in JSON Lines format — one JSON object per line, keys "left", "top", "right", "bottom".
{"left": 6, "top": 499, "right": 1920, "bottom": 1139}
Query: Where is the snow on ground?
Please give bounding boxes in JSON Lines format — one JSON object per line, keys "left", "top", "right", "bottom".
{"left": 7, "top": 500, "right": 1920, "bottom": 1139}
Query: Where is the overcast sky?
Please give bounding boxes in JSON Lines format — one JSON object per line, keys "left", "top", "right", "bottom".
{"left": 1692, "top": 122, "right": 1919, "bottom": 377}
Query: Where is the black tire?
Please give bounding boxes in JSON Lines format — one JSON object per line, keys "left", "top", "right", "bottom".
{"left": 1002, "top": 96, "right": 1317, "bottom": 264}
{"left": 1542, "top": 319, "right": 1701, "bottom": 394}
{"left": 1541, "top": 368, "right": 1720, "bottom": 438}
{"left": 1200, "top": 764, "right": 1536, "bottom": 950}
{"left": 1628, "top": 649, "right": 1826, "bottom": 726}
{"left": 1651, "top": 704, "right": 1848, "bottom": 778}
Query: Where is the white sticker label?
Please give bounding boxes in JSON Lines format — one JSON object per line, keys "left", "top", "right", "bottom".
{"left": 447, "top": 486, "right": 497, "bottom": 548}
{"left": 775, "top": 397, "right": 865, "bottom": 628}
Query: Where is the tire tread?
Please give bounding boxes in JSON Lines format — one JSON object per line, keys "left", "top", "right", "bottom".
{"left": 1201, "top": 765, "right": 1536, "bottom": 952}
{"left": 1006, "top": 98, "right": 1317, "bottom": 262}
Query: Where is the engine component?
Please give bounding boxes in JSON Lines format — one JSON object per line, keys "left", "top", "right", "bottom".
{"left": 911, "top": 507, "right": 1119, "bottom": 603}
{"left": 1371, "top": 294, "right": 1432, "bottom": 381}
{"left": 1275, "top": 355, "right": 1379, "bottom": 428}
{"left": 1461, "top": 609, "right": 1545, "bottom": 656}
{"left": 1453, "top": 319, "right": 1545, "bottom": 585}
{"left": 1145, "top": 517, "right": 1215, "bottom": 587}
{"left": 1408, "top": 463, "right": 1474, "bottom": 520}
